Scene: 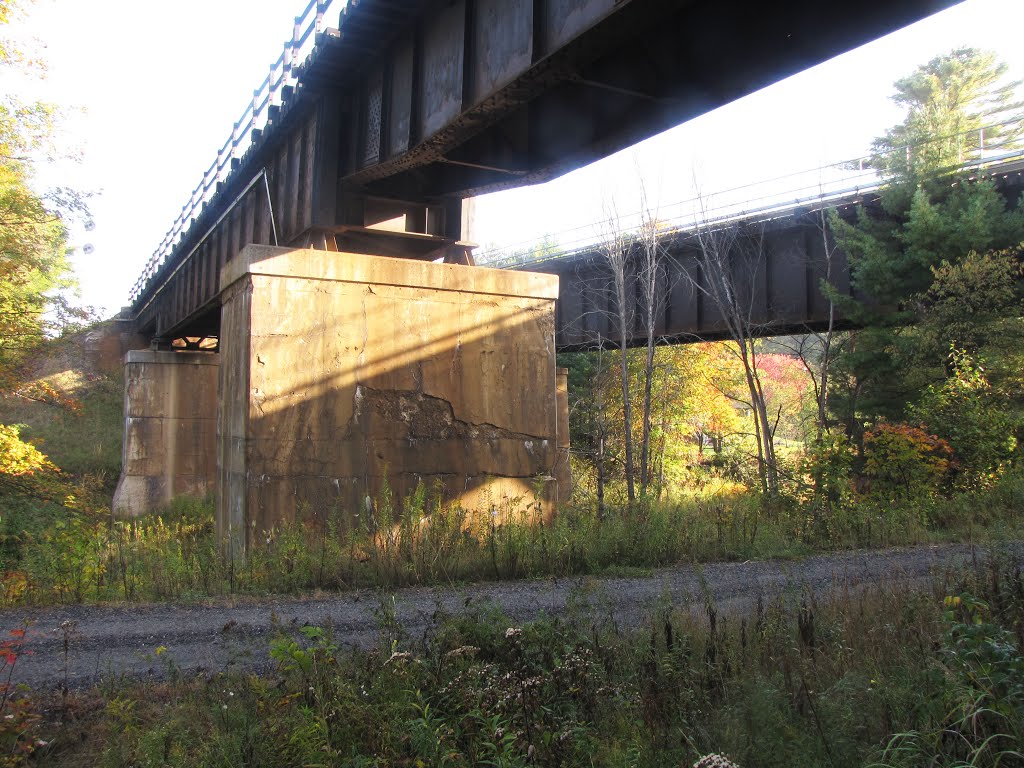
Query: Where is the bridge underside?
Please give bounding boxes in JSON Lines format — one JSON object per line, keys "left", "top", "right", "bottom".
{"left": 344, "top": 0, "right": 959, "bottom": 201}
{"left": 128, "top": 0, "right": 956, "bottom": 345}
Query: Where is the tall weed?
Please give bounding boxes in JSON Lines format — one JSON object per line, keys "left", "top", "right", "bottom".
{"left": 19, "top": 555, "right": 1024, "bottom": 767}
{"left": 4, "top": 470, "right": 1023, "bottom": 607}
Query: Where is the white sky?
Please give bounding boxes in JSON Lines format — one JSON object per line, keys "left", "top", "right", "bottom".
{"left": 3, "top": 0, "right": 1024, "bottom": 315}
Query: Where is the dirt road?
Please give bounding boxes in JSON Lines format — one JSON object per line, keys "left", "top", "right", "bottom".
{"left": 2, "top": 543, "right": 1016, "bottom": 692}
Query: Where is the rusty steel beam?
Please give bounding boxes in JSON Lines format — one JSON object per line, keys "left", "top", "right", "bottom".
{"left": 528, "top": 212, "right": 854, "bottom": 352}
{"left": 519, "top": 167, "right": 1024, "bottom": 351}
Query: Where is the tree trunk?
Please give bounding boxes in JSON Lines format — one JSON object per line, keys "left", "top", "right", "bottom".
{"left": 614, "top": 266, "right": 636, "bottom": 505}
{"left": 594, "top": 342, "right": 608, "bottom": 520}
{"left": 639, "top": 328, "right": 656, "bottom": 495}
{"left": 618, "top": 340, "right": 636, "bottom": 504}
{"left": 815, "top": 210, "right": 837, "bottom": 440}
{"left": 636, "top": 203, "right": 664, "bottom": 499}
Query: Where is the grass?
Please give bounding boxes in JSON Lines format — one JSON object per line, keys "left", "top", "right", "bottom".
{"left": 2, "top": 468, "right": 1023, "bottom": 607}
{"left": 3, "top": 551, "right": 1023, "bottom": 767}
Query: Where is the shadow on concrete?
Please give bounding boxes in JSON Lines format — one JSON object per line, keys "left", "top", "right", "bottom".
{"left": 216, "top": 246, "right": 569, "bottom": 547}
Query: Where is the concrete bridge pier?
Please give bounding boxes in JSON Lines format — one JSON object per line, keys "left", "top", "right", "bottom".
{"left": 111, "top": 350, "right": 220, "bottom": 516}
{"left": 216, "top": 245, "right": 568, "bottom": 556}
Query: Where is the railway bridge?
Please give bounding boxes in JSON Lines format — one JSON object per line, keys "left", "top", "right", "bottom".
{"left": 112, "top": 0, "right": 966, "bottom": 554}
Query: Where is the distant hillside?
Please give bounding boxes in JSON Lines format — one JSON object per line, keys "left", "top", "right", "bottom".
{"left": 0, "top": 321, "right": 135, "bottom": 489}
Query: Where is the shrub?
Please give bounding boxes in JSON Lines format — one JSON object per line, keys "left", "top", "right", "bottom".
{"left": 912, "top": 347, "right": 1017, "bottom": 491}
{"left": 863, "top": 421, "right": 952, "bottom": 502}
{"left": 796, "top": 432, "right": 857, "bottom": 543}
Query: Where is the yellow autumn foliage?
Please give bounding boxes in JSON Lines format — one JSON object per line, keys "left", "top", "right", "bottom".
{"left": 0, "top": 423, "right": 54, "bottom": 476}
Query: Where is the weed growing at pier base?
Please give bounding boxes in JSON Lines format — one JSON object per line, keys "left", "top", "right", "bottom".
{"left": 6, "top": 472, "right": 1024, "bottom": 608}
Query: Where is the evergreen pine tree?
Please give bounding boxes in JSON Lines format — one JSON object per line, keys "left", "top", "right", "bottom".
{"left": 829, "top": 48, "right": 1024, "bottom": 434}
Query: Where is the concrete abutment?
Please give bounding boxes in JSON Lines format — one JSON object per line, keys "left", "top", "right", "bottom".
{"left": 215, "top": 245, "right": 568, "bottom": 555}
{"left": 113, "top": 247, "right": 569, "bottom": 548}
{"left": 112, "top": 350, "right": 220, "bottom": 515}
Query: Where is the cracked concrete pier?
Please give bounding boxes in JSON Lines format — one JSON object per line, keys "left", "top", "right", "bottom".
{"left": 217, "top": 245, "right": 567, "bottom": 555}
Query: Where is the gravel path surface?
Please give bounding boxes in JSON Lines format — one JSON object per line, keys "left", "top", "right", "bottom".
{"left": 2, "top": 543, "right": 1018, "bottom": 692}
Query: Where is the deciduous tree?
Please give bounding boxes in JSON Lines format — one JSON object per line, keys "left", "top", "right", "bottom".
{"left": 596, "top": 204, "right": 638, "bottom": 503}
{"left": 0, "top": 2, "right": 83, "bottom": 375}
{"left": 684, "top": 211, "right": 781, "bottom": 497}
{"left": 0, "top": 1, "right": 88, "bottom": 494}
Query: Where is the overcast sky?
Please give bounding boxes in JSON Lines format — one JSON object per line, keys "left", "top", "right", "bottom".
{"left": 3, "top": 0, "right": 1023, "bottom": 315}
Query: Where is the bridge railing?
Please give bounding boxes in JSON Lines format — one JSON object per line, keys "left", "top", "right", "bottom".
{"left": 478, "top": 124, "right": 1024, "bottom": 270}
{"left": 129, "top": 0, "right": 349, "bottom": 306}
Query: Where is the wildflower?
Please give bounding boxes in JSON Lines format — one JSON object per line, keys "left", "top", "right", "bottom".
{"left": 504, "top": 627, "right": 522, "bottom": 640}
{"left": 694, "top": 755, "right": 740, "bottom": 768}
{"left": 444, "top": 645, "right": 479, "bottom": 660}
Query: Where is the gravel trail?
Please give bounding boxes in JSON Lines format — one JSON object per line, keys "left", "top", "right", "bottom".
{"left": 2, "top": 543, "right": 1017, "bottom": 692}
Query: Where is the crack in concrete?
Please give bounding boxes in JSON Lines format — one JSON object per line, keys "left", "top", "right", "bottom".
{"left": 356, "top": 297, "right": 368, "bottom": 372}
{"left": 347, "top": 386, "right": 545, "bottom": 443}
